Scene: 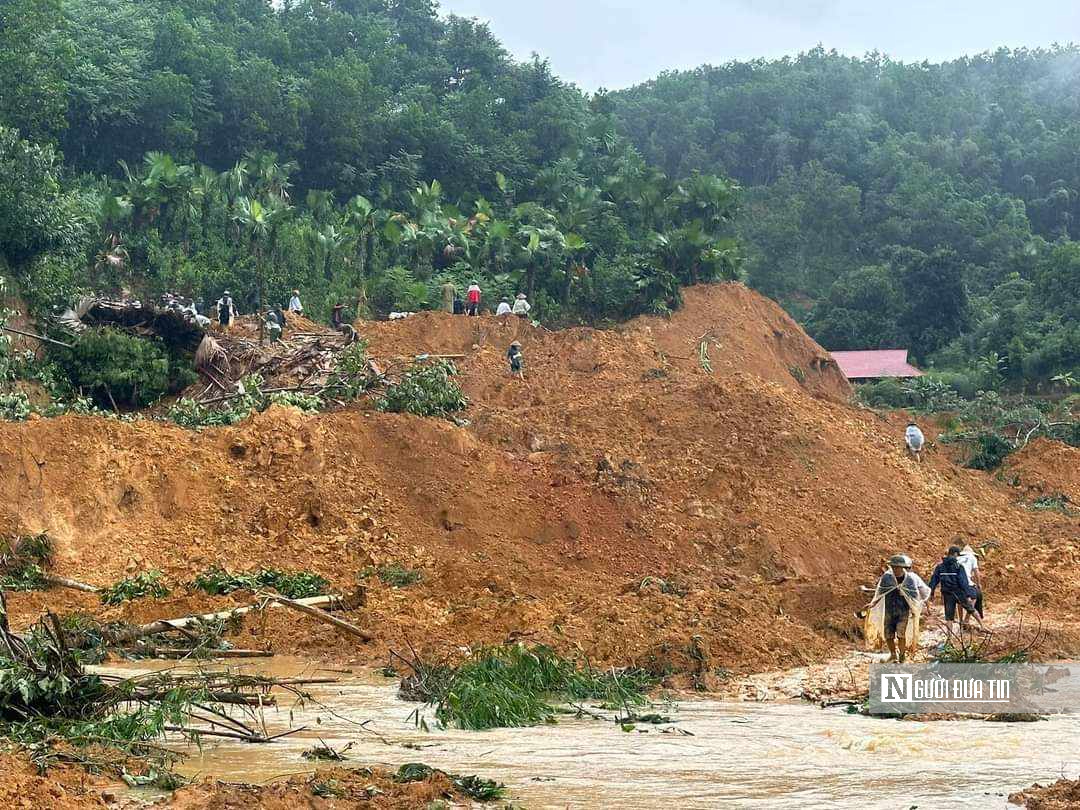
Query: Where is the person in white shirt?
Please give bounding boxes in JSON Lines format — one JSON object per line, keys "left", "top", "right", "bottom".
{"left": 288, "top": 289, "right": 303, "bottom": 313}
{"left": 958, "top": 544, "right": 984, "bottom": 619}
{"left": 495, "top": 298, "right": 513, "bottom": 316}
{"left": 905, "top": 422, "right": 925, "bottom": 462}
{"left": 512, "top": 293, "right": 531, "bottom": 317}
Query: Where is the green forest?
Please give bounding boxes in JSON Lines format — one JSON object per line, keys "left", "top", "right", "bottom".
{"left": 0, "top": 0, "right": 1078, "bottom": 394}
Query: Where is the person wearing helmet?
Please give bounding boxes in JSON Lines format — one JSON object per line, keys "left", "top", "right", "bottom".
{"left": 288, "top": 289, "right": 303, "bottom": 314}
{"left": 507, "top": 341, "right": 524, "bottom": 380}
{"left": 866, "top": 553, "right": 931, "bottom": 663}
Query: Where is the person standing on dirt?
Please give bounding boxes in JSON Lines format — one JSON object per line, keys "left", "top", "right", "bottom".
{"left": 217, "top": 290, "right": 236, "bottom": 328}
{"left": 466, "top": 281, "right": 482, "bottom": 316}
{"left": 507, "top": 341, "right": 524, "bottom": 380}
{"left": 441, "top": 281, "right": 456, "bottom": 314}
{"left": 331, "top": 303, "right": 346, "bottom": 330}
{"left": 496, "top": 297, "right": 513, "bottom": 316}
{"left": 288, "top": 289, "right": 303, "bottom": 315}
{"left": 957, "top": 543, "right": 984, "bottom": 619}
{"left": 512, "top": 293, "right": 531, "bottom": 318}
{"left": 929, "top": 545, "right": 983, "bottom": 635}
{"left": 264, "top": 308, "right": 282, "bottom": 342}
{"left": 866, "top": 554, "right": 930, "bottom": 663}
{"left": 905, "top": 421, "right": 926, "bottom": 462}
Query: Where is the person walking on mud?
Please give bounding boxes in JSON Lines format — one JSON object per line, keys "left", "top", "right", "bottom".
{"left": 507, "top": 341, "right": 524, "bottom": 380}
{"left": 905, "top": 421, "right": 926, "bottom": 462}
{"left": 864, "top": 554, "right": 930, "bottom": 663}
{"left": 929, "top": 545, "right": 983, "bottom": 635}
{"left": 957, "top": 543, "right": 984, "bottom": 620}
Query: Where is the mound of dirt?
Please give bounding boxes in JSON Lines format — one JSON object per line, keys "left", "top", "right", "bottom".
{"left": 1, "top": 282, "right": 1077, "bottom": 676}
{"left": 1010, "top": 778, "right": 1080, "bottom": 809}
{"left": 1004, "top": 438, "right": 1080, "bottom": 504}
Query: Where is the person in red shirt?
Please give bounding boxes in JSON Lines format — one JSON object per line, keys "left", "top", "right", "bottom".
{"left": 466, "top": 281, "right": 481, "bottom": 316}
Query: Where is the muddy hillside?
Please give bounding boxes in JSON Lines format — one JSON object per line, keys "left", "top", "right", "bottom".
{"left": 2, "top": 283, "right": 1077, "bottom": 676}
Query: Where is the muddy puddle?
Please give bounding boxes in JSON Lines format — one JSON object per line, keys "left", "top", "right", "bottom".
{"left": 100, "top": 657, "right": 1080, "bottom": 808}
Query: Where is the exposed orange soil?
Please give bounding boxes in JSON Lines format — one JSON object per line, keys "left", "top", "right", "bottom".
{"left": 1, "top": 283, "right": 1077, "bottom": 677}
{"left": 1005, "top": 438, "right": 1080, "bottom": 504}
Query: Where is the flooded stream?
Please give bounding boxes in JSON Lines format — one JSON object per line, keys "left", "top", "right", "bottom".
{"left": 101, "top": 658, "right": 1080, "bottom": 808}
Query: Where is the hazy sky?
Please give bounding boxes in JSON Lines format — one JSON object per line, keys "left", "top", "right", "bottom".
{"left": 437, "top": 0, "right": 1080, "bottom": 91}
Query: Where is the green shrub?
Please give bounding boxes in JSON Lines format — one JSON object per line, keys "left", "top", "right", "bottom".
{"left": 100, "top": 571, "right": 170, "bottom": 606}
{"left": 360, "top": 564, "right": 422, "bottom": 588}
{"left": 55, "top": 329, "right": 196, "bottom": 409}
{"left": 330, "top": 340, "right": 376, "bottom": 400}
{"left": 191, "top": 566, "right": 329, "bottom": 599}
{"left": 377, "top": 360, "right": 467, "bottom": 419}
{"left": 963, "top": 432, "right": 1016, "bottom": 471}
{"left": 0, "top": 391, "right": 32, "bottom": 421}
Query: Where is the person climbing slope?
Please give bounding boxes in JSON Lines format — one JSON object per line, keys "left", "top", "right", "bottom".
{"left": 496, "top": 297, "right": 512, "bottom": 316}
{"left": 466, "top": 281, "right": 482, "bottom": 316}
{"left": 905, "top": 421, "right": 926, "bottom": 462}
{"left": 929, "top": 545, "right": 983, "bottom": 634}
{"left": 507, "top": 341, "right": 524, "bottom": 380}
{"left": 864, "top": 554, "right": 930, "bottom": 663}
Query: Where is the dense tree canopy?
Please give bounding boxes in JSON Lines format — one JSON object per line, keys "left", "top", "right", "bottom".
{"left": 0, "top": 3, "right": 1076, "bottom": 390}
{"left": 609, "top": 47, "right": 1080, "bottom": 386}
{"left": 0, "top": 0, "right": 740, "bottom": 327}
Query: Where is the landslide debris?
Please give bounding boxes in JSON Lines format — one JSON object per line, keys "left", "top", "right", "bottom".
{"left": 0, "top": 282, "right": 1076, "bottom": 678}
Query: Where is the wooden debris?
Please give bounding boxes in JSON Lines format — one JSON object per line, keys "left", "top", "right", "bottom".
{"left": 264, "top": 594, "right": 373, "bottom": 642}
{"left": 110, "top": 593, "right": 357, "bottom": 644}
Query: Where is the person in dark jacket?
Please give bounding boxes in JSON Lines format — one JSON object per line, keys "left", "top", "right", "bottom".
{"left": 507, "top": 341, "right": 524, "bottom": 380}
{"left": 929, "top": 545, "right": 983, "bottom": 634}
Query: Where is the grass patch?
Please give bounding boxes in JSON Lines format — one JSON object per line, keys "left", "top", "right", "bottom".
{"left": 99, "top": 571, "right": 170, "bottom": 606}
{"left": 400, "top": 643, "right": 655, "bottom": 730}
{"left": 360, "top": 564, "right": 422, "bottom": 588}
{"left": 393, "top": 763, "right": 507, "bottom": 802}
{"left": 191, "top": 566, "right": 329, "bottom": 599}
{"left": 1030, "top": 494, "right": 1074, "bottom": 515}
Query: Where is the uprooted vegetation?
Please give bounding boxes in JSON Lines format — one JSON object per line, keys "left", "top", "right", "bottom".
{"left": 192, "top": 566, "right": 329, "bottom": 600}
{"left": 360, "top": 563, "right": 422, "bottom": 588}
{"left": 396, "top": 643, "right": 655, "bottom": 730}
{"left": 0, "top": 599, "right": 336, "bottom": 779}
{"left": 0, "top": 534, "right": 52, "bottom": 591}
{"left": 98, "top": 570, "right": 170, "bottom": 606}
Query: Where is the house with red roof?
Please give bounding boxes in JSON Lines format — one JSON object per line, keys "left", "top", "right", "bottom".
{"left": 830, "top": 349, "right": 924, "bottom": 382}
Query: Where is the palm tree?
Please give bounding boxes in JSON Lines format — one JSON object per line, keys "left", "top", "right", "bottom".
{"left": 233, "top": 196, "right": 290, "bottom": 340}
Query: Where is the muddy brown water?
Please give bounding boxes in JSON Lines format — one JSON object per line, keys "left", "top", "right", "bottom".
{"left": 99, "top": 657, "right": 1080, "bottom": 808}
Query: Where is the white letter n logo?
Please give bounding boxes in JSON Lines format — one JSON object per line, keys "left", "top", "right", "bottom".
{"left": 881, "top": 674, "right": 912, "bottom": 702}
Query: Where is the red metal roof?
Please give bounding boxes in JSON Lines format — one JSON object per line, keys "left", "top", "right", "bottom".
{"left": 830, "top": 350, "right": 924, "bottom": 380}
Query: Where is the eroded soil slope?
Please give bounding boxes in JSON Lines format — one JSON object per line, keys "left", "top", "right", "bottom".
{"left": 1, "top": 283, "right": 1077, "bottom": 675}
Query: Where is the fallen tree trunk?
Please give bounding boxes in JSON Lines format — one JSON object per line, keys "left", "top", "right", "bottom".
{"left": 110, "top": 593, "right": 357, "bottom": 644}
{"left": 265, "top": 593, "right": 373, "bottom": 642}
{"left": 140, "top": 648, "right": 273, "bottom": 660}
{"left": 43, "top": 575, "right": 100, "bottom": 594}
